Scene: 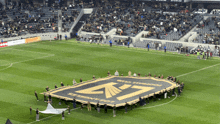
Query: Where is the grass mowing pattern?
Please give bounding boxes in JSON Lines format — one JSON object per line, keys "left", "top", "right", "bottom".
{"left": 0, "top": 39, "right": 219, "bottom": 124}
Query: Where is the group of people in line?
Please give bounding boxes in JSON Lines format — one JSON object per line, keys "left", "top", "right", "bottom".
{"left": 33, "top": 70, "right": 184, "bottom": 121}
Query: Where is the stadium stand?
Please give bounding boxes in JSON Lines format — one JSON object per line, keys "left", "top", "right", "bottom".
{"left": 0, "top": 0, "right": 220, "bottom": 56}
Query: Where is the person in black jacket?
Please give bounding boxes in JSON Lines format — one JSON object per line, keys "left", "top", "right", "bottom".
{"left": 35, "top": 91, "right": 39, "bottom": 101}
{"left": 73, "top": 98, "right": 76, "bottom": 109}
{"left": 139, "top": 96, "right": 143, "bottom": 106}
{"left": 61, "top": 82, "right": 64, "bottom": 87}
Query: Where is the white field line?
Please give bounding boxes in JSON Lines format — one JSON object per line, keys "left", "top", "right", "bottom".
{"left": 0, "top": 63, "right": 13, "bottom": 71}
{"left": 27, "top": 107, "right": 80, "bottom": 124}
{"left": 0, "top": 49, "right": 54, "bottom": 71}
{"left": 176, "top": 63, "right": 220, "bottom": 78}
{"left": 139, "top": 92, "right": 177, "bottom": 109}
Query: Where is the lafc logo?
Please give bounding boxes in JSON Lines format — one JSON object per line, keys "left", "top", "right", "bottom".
{"left": 46, "top": 76, "right": 176, "bottom": 107}
{"left": 76, "top": 82, "right": 154, "bottom": 100}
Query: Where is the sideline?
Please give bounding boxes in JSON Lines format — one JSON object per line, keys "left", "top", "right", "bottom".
{"left": 53, "top": 41, "right": 220, "bottom": 61}
{"left": 27, "top": 107, "right": 80, "bottom": 124}
{"left": 139, "top": 92, "right": 177, "bottom": 109}
{"left": 176, "top": 63, "right": 220, "bottom": 77}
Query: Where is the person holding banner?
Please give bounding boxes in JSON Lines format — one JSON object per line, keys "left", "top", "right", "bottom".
{"left": 73, "top": 98, "right": 76, "bottom": 109}
{"left": 36, "top": 108, "right": 40, "bottom": 121}
{"left": 97, "top": 101, "right": 100, "bottom": 113}
{"left": 113, "top": 104, "right": 116, "bottom": 117}
{"left": 87, "top": 101, "right": 91, "bottom": 111}
{"left": 164, "top": 89, "right": 167, "bottom": 99}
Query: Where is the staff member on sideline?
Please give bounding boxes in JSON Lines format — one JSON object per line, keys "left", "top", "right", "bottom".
{"left": 164, "top": 46, "right": 166, "bottom": 53}
{"left": 109, "top": 40, "right": 112, "bottom": 47}
{"left": 35, "top": 91, "right": 39, "bottom": 101}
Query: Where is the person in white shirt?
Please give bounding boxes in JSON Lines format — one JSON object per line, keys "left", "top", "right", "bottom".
{"left": 133, "top": 73, "right": 137, "bottom": 77}
{"left": 115, "top": 70, "right": 119, "bottom": 76}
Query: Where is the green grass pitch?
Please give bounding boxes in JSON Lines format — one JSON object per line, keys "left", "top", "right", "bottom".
{"left": 0, "top": 39, "right": 219, "bottom": 124}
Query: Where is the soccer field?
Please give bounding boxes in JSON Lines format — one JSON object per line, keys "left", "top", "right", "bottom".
{"left": 0, "top": 39, "right": 219, "bottom": 124}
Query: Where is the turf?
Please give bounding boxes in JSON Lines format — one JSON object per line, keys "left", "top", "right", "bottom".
{"left": 0, "top": 39, "right": 219, "bottom": 124}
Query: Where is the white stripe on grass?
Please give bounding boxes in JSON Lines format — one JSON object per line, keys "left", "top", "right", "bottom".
{"left": 0, "top": 54, "right": 55, "bottom": 71}
{"left": 176, "top": 63, "right": 220, "bottom": 78}
{"left": 139, "top": 92, "right": 177, "bottom": 109}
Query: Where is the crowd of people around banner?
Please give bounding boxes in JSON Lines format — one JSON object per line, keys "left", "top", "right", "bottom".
{"left": 33, "top": 70, "right": 184, "bottom": 121}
